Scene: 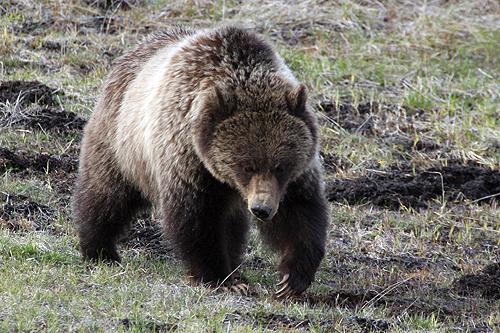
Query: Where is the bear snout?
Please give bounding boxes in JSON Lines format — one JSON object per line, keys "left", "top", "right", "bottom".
{"left": 250, "top": 202, "right": 273, "bottom": 220}
{"left": 247, "top": 173, "right": 280, "bottom": 221}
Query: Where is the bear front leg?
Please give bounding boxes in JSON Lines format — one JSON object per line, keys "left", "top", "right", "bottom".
{"left": 257, "top": 168, "right": 329, "bottom": 299}
{"left": 162, "top": 183, "right": 235, "bottom": 287}
{"left": 223, "top": 206, "right": 250, "bottom": 274}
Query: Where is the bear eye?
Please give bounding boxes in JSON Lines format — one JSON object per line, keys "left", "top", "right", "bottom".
{"left": 275, "top": 164, "right": 285, "bottom": 173}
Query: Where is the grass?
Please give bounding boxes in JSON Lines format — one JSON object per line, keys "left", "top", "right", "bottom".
{"left": 1, "top": 0, "right": 499, "bottom": 332}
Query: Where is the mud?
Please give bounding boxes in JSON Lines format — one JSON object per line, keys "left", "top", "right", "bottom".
{"left": 0, "top": 80, "right": 59, "bottom": 107}
{"left": 318, "top": 99, "right": 426, "bottom": 133}
{"left": 326, "top": 163, "right": 500, "bottom": 209}
{"left": 0, "top": 192, "right": 54, "bottom": 231}
{"left": 0, "top": 148, "right": 78, "bottom": 174}
{"left": 0, "top": 105, "right": 86, "bottom": 133}
{"left": 452, "top": 263, "right": 500, "bottom": 300}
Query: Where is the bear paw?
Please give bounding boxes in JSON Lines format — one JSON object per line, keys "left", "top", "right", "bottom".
{"left": 274, "top": 273, "right": 311, "bottom": 300}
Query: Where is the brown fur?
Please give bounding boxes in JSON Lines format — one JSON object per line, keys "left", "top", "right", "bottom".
{"left": 73, "top": 26, "right": 329, "bottom": 296}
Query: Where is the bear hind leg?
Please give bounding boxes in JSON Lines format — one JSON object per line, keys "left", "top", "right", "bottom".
{"left": 73, "top": 159, "right": 145, "bottom": 262}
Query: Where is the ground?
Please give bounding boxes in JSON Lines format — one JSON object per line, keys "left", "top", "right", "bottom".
{"left": 0, "top": 0, "right": 499, "bottom": 332}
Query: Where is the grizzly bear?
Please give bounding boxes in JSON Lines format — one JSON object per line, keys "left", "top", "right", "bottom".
{"left": 73, "top": 26, "right": 329, "bottom": 298}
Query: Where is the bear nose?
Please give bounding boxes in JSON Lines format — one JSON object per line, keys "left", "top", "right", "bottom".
{"left": 250, "top": 203, "right": 272, "bottom": 220}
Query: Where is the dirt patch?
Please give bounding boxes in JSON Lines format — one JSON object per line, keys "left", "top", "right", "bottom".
{"left": 452, "top": 263, "right": 500, "bottom": 300}
{"left": 351, "top": 316, "right": 390, "bottom": 332}
{"left": 84, "top": 0, "right": 142, "bottom": 11}
{"left": 11, "top": 17, "right": 54, "bottom": 35}
{"left": 0, "top": 192, "right": 55, "bottom": 231}
{"left": 0, "top": 80, "right": 60, "bottom": 107}
{"left": 304, "top": 290, "right": 457, "bottom": 318}
{"left": 305, "top": 290, "right": 379, "bottom": 309}
{"left": 1, "top": 1, "right": 24, "bottom": 14}
{"left": 40, "top": 40, "right": 64, "bottom": 52}
{"left": 224, "top": 311, "right": 313, "bottom": 331}
{"left": 243, "top": 256, "right": 268, "bottom": 270}
{"left": 339, "top": 253, "right": 460, "bottom": 272}
{"left": 77, "top": 16, "right": 124, "bottom": 34}
{"left": 317, "top": 99, "right": 440, "bottom": 151}
{"left": 0, "top": 148, "right": 78, "bottom": 174}
{"left": 120, "top": 317, "right": 178, "bottom": 332}
{"left": 121, "top": 216, "right": 173, "bottom": 258}
{"left": 303, "top": 284, "right": 497, "bottom": 322}
{"left": 12, "top": 16, "right": 123, "bottom": 35}
{"left": 326, "top": 163, "right": 500, "bottom": 209}
{"left": 0, "top": 104, "right": 86, "bottom": 133}
{"left": 318, "top": 100, "right": 378, "bottom": 135}
{"left": 269, "top": 24, "right": 315, "bottom": 46}
{"left": 0, "top": 148, "right": 77, "bottom": 201}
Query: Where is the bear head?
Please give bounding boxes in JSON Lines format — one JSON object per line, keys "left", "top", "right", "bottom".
{"left": 192, "top": 83, "right": 318, "bottom": 221}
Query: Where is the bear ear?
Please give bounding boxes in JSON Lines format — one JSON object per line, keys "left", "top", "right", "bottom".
{"left": 199, "top": 85, "right": 235, "bottom": 123}
{"left": 192, "top": 85, "right": 234, "bottom": 159}
{"left": 286, "top": 83, "right": 308, "bottom": 116}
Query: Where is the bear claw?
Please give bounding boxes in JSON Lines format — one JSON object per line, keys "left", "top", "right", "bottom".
{"left": 275, "top": 283, "right": 295, "bottom": 299}
{"left": 275, "top": 274, "right": 297, "bottom": 299}
{"left": 221, "top": 282, "right": 249, "bottom": 296}
{"left": 276, "top": 273, "right": 289, "bottom": 287}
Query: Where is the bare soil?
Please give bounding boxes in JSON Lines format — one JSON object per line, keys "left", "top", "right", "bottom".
{"left": 351, "top": 316, "right": 390, "bottom": 333}
{"left": 224, "top": 311, "right": 314, "bottom": 331}
{"left": 0, "top": 147, "right": 78, "bottom": 174}
{"left": 0, "top": 105, "right": 86, "bottom": 133}
{"left": 0, "top": 80, "right": 59, "bottom": 107}
{"left": 84, "top": 0, "right": 140, "bottom": 11}
{"left": 0, "top": 81, "right": 85, "bottom": 132}
{"left": 11, "top": 16, "right": 124, "bottom": 35}
{"left": 452, "top": 263, "right": 500, "bottom": 300}
{"left": 303, "top": 283, "right": 495, "bottom": 320}
{"left": 326, "top": 163, "right": 500, "bottom": 209}
{"left": 0, "top": 192, "right": 55, "bottom": 231}
{"left": 120, "top": 216, "right": 173, "bottom": 258}
{"left": 318, "top": 100, "right": 426, "bottom": 134}
{"left": 120, "top": 317, "right": 178, "bottom": 332}
{"left": 318, "top": 99, "right": 441, "bottom": 152}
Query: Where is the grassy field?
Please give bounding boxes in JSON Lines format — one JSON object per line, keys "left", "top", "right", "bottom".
{"left": 0, "top": 0, "right": 499, "bottom": 332}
